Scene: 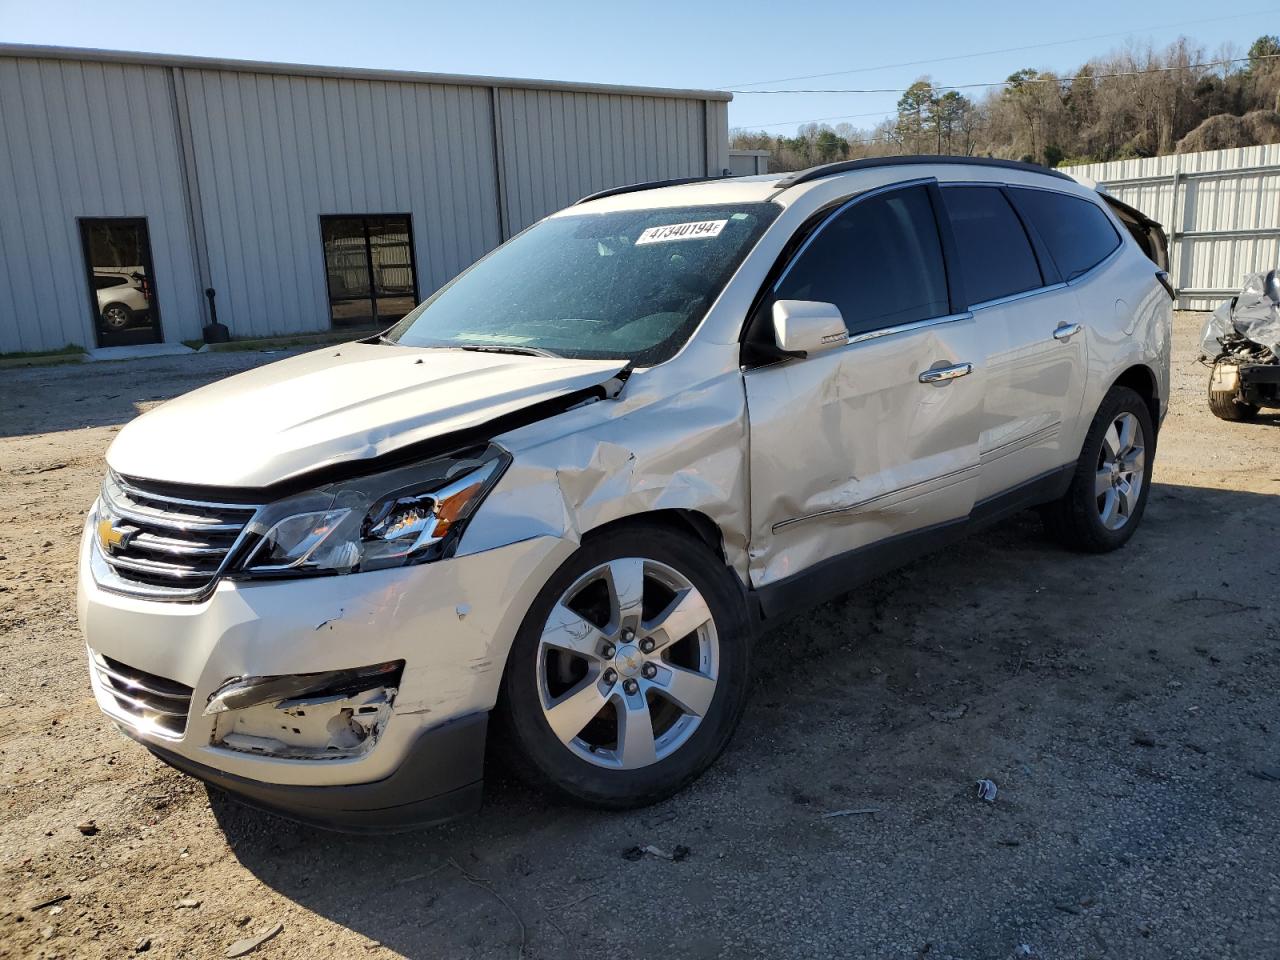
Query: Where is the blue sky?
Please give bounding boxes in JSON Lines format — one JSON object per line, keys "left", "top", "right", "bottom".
{"left": 2, "top": 0, "right": 1276, "bottom": 134}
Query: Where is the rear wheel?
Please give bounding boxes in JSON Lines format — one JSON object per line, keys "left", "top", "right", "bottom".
{"left": 496, "top": 524, "right": 750, "bottom": 809}
{"left": 1042, "top": 385, "right": 1154, "bottom": 552}
{"left": 100, "top": 302, "right": 134, "bottom": 330}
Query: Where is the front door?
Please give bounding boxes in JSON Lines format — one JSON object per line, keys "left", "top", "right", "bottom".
{"left": 744, "top": 183, "right": 985, "bottom": 597}
{"left": 79, "top": 218, "right": 162, "bottom": 348}
{"left": 321, "top": 214, "right": 419, "bottom": 328}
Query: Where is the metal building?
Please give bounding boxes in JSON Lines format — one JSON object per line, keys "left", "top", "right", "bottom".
{"left": 1065, "top": 144, "right": 1280, "bottom": 310}
{"left": 0, "top": 44, "right": 732, "bottom": 354}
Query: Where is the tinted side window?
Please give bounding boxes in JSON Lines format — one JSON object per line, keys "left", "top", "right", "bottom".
{"left": 775, "top": 185, "right": 950, "bottom": 336}
{"left": 1012, "top": 188, "right": 1121, "bottom": 280}
{"left": 941, "top": 186, "right": 1042, "bottom": 304}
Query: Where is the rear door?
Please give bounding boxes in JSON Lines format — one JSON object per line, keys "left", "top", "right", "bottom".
{"left": 939, "top": 185, "right": 1087, "bottom": 501}
{"left": 743, "top": 182, "right": 984, "bottom": 598}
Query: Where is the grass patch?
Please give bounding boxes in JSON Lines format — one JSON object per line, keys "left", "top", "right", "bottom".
{"left": 0, "top": 343, "right": 86, "bottom": 361}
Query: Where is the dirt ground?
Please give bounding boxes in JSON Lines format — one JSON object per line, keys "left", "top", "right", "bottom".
{"left": 2, "top": 314, "right": 1278, "bottom": 960}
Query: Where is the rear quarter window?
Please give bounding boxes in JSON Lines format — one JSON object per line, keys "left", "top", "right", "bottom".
{"left": 1010, "top": 188, "right": 1121, "bottom": 280}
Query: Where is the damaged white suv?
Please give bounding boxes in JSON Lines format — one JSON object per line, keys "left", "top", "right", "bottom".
{"left": 80, "top": 157, "right": 1172, "bottom": 829}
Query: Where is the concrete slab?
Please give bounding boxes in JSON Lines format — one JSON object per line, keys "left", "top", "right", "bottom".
{"left": 85, "top": 343, "right": 197, "bottom": 363}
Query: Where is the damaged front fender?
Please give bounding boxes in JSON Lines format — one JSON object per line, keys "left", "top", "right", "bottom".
{"left": 459, "top": 340, "right": 753, "bottom": 579}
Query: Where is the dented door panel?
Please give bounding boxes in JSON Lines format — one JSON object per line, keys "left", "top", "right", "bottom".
{"left": 744, "top": 316, "right": 984, "bottom": 589}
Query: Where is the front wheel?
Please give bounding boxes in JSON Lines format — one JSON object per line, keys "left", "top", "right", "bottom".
{"left": 1207, "top": 366, "right": 1259, "bottom": 421}
{"left": 495, "top": 524, "right": 751, "bottom": 809}
{"left": 1042, "top": 385, "right": 1154, "bottom": 553}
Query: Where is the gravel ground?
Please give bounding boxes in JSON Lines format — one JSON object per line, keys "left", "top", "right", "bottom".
{"left": 2, "top": 314, "right": 1278, "bottom": 960}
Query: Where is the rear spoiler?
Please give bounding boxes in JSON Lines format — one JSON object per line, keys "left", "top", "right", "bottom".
{"left": 1098, "top": 193, "right": 1169, "bottom": 273}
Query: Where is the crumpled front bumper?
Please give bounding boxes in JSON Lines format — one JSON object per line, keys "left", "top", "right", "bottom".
{"left": 77, "top": 516, "right": 573, "bottom": 830}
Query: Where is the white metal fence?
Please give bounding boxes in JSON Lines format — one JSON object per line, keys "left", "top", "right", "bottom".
{"left": 1063, "top": 144, "right": 1280, "bottom": 310}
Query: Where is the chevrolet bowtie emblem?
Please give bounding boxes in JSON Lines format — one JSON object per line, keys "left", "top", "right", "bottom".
{"left": 97, "top": 516, "right": 134, "bottom": 553}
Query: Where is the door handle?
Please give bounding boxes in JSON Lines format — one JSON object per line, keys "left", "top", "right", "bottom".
{"left": 918, "top": 362, "right": 972, "bottom": 384}
{"left": 1053, "top": 322, "right": 1083, "bottom": 342}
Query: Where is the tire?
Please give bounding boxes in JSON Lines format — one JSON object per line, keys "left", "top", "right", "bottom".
{"left": 495, "top": 523, "right": 751, "bottom": 809}
{"left": 100, "top": 302, "right": 134, "bottom": 330}
{"left": 1207, "top": 371, "right": 1259, "bottom": 422}
{"left": 1041, "top": 385, "right": 1154, "bottom": 553}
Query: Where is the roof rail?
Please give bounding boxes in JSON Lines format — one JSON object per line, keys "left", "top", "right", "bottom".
{"left": 575, "top": 176, "right": 723, "bottom": 205}
{"left": 773, "top": 155, "right": 1073, "bottom": 189}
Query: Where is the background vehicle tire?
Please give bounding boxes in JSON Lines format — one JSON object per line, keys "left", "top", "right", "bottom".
{"left": 495, "top": 523, "right": 751, "bottom": 809}
{"left": 100, "top": 302, "right": 134, "bottom": 330}
{"left": 1207, "top": 373, "right": 1259, "bottom": 422}
{"left": 1041, "top": 385, "right": 1154, "bottom": 553}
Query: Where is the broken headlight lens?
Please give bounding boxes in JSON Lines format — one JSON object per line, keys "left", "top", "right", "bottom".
{"left": 236, "top": 445, "right": 509, "bottom": 578}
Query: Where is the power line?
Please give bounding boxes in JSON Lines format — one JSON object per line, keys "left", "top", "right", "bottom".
{"left": 730, "top": 53, "right": 1278, "bottom": 96}
{"left": 736, "top": 109, "right": 895, "bottom": 130}
{"left": 721, "top": 9, "right": 1278, "bottom": 89}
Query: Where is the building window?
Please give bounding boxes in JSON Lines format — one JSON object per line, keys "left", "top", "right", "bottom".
{"left": 79, "top": 218, "right": 163, "bottom": 348}
{"left": 320, "top": 214, "right": 419, "bottom": 328}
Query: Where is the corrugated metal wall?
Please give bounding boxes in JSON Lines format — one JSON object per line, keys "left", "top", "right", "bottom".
{"left": 0, "top": 56, "right": 205, "bottom": 353}
{"left": 179, "top": 69, "right": 502, "bottom": 337}
{"left": 0, "top": 48, "right": 732, "bottom": 353}
{"left": 1064, "top": 144, "right": 1280, "bottom": 310}
{"left": 495, "top": 89, "right": 709, "bottom": 234}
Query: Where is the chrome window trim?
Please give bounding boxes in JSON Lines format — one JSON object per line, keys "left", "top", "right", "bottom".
{"left": 969, "top": 283, "right": 1068, "bottom": 311}
{"left": 842, "top": 310, "right": 973, "bottom": 347}
{"left": 772, "top": 176, "right": 937, "bottom": 292}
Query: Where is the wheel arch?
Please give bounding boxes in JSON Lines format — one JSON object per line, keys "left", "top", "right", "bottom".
{"left": 581, "top": 508, "right": 729, "bottom": 562}
{"left": 1109, "top": 363, "right": 1161, "bottom": 435}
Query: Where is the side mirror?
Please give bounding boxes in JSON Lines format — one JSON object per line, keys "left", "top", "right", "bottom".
{"left": 772, "top": 300, "right": 849, "bottom": 356}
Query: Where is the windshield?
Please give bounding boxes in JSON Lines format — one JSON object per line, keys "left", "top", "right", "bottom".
{"left": 384, "top": 202, "right": 779, "bottom": 365}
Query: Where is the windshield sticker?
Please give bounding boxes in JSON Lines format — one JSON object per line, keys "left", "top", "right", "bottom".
{"left": 635, "top": 219, "right": 728, "bottom": 245}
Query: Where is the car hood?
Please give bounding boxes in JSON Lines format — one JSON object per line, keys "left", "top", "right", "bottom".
{"left": 106, "top": 343, "right": 628, "bottom": 488}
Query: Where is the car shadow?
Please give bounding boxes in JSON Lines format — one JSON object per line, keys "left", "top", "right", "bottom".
{"left": 208, "top": 479, "right": 1280, "bottom": 959}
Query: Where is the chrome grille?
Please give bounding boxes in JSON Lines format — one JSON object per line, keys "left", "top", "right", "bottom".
{"left": 93, "top": 472, "right": 261, "bottom": 601}
{"left": 91, "top": 652, "right": 194, "bottom": 737}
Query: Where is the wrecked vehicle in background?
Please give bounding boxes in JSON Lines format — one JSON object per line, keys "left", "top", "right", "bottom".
{"left": 1201, "top": 269, "right": 1280, "bottom": 421}
{"left": 78, "top": 156, "right": 1171, "bottom": 831}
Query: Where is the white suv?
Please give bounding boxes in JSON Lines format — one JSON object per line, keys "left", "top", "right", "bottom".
{"left": 79, "top": 157, "right": 1172, "bottom": 829}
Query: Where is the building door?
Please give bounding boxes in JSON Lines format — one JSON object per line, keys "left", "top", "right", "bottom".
{"left": 79, "top": 218, "right": 163, "bottom": 348}
{"left": 321, "top": 214, "right": 419, "bottom": 328}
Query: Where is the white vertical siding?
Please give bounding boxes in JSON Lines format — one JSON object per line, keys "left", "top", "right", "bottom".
{"left": 495, "top": 89, "right": 712, "bottom": 233}
{"left": 0, "top": 56, "right": 203, "bottom": 353}
{"left": 1064, "top": 145, "right": 1280, "bottom": 309}
{"left": 0, "top": 47, "right": 732, "bottom": 352}
{"left": 178, "top": 70, "right": 502, "bottom": 338}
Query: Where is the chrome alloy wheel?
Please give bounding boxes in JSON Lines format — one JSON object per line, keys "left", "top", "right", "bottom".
{"left": 536, "top": 557, "right": 719, "bottom": 770}
{"left": 1095, "top": 411, "right": 1146, "bottom": 530}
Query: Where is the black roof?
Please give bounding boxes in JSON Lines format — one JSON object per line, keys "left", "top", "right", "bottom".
{"left": 772, "top": 155, "right": 1074, "bottom": 189}
{"left": 571, "top": 155, "right": 1074, "bottom": 207}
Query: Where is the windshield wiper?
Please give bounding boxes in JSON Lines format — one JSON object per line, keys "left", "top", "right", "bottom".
{"left": 458, "top": 344, "right": 561, "bottom": 358}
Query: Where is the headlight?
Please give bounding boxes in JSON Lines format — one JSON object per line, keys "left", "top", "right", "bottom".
{"left": 235, "top": 444, "right": 508, "bottom": 578}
